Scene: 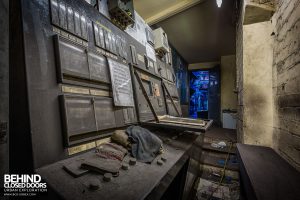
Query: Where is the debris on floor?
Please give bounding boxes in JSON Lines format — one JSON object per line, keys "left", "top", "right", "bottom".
{"left": 196, "top": 178, "right": 240, "bottom": 200}
{"left": 211, "top": 141, "right": 227, "bottom": 149}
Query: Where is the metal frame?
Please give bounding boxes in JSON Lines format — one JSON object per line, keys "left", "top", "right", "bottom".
{"left": 141, "top": 119, "right": 213, "bottom": 133}
{"left": 134, "top": 69, "right": 160, "bottom": 123}
{"left": 162, "top": 81, "right": 181, "bottom": 117}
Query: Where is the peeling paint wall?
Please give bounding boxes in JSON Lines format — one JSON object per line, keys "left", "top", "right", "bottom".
{"left": 272, "top": 0, "right": 300, "bottom": 171}
{"left": 243, "top": 21, "right": 274, "bottom": 147}
{"left": 236, "top": 0, "right": 245, "bottom": 142}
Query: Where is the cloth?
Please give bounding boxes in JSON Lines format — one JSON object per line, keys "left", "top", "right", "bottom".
{"left": 126, "top": 126, "right": 163, "bottom": 163}
{"left": 95, "top": 142, "right": 127, "bottom": 161}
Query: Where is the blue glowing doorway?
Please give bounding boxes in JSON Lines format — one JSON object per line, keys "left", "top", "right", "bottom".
{"left": 189, "top": 70, "right": 209, "bottom": 118}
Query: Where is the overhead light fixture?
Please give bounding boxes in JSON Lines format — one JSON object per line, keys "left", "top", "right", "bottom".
{"left": 216, "top": 0, "right": 222, "bottom": 8}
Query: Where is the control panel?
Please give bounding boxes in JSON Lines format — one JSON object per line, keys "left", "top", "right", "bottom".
{"left": 13, "top": 0, "right": 184, "bottom": 168}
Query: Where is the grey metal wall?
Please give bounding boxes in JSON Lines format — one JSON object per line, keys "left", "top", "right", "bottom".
{"left": 0, "top": 0, "right": 9, "bottom": 188}
{"left": 9, "top": 0, "right": 183, "bottom": 171}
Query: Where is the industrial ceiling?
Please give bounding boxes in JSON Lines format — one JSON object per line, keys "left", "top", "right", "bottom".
{"left": 134, "top": 0, "right": 236, "bottom": 63}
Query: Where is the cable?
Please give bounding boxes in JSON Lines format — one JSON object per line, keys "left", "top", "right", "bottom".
{"left": 206, "top": 141, "right": 234, "bottom": 200}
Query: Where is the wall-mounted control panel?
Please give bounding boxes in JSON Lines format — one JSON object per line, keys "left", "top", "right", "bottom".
{"left": 13, "top": 0, "right": 184, "bottom": 169}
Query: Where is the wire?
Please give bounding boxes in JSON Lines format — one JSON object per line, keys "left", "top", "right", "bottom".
{"left": 206, "top": 141, "right": 234, "bottom": 200}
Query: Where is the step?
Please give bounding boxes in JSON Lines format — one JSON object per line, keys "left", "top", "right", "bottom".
{"left": 203, "top": 142, "right": 237, "bottom": 154}
{"left": 200, "top": 164, "right": 240, "bottom": 180}
{"left": 204, "top": 137, "right": 237, "bottom": 147}
{"left": 201, "top": 151, "right": 239, "bottom": 171}
{"left": 204, "top": 127, "right": 237, "bottom": 143}
{"left": 196, "top": 177, "right": 240, "bottom": 200}
{"left": 200, "top": 170, "right": 239, "bottom": 185}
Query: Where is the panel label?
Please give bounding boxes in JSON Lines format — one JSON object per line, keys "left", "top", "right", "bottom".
{"left": 108, "top": 59, "right": 134, "bottom": 107}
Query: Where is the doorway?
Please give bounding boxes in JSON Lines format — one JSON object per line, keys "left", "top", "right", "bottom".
{"left": 189, "top": 67, "right": 220, "bottom": 125}
{"left": 189, "top": 70, "right": 209, "bottom": 119}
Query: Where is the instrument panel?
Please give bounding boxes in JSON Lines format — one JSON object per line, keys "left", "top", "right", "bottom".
{"left": 16, "top": 0, "right": 183, "bottom": 168}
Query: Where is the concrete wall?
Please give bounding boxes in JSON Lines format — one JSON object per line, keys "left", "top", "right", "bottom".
{"left": 0, "top": 0, "right": 9, "bottom": 187}
{"left": 236, "top": 0, "right": 300, "bottom": 171}
{"left": 220, "top": 55, "right": 237, "bottom": 114}
{"left": 236, "top": 0, "right": 245, "bottom": 142}
{"left": 243, "top": 21, "right": 274, "bottom": 147}
{"left": 272, "top": 0, "right": 300, "bottom": 171}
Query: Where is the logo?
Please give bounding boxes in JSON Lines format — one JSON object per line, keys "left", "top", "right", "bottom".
{"left": 3, "top": 174, "right": 47, "bottom": 197}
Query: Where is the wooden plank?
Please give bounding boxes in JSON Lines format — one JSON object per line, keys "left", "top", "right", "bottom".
{"left": 158, "top": 115, "right": 206, "bottom": 126}
{"left": 162, "top": 82, "right": 181, "bottom": 117}
{"left": 141, "top": 119, "right": 213, "bottom": 133}
{"left": 159, "top": 119, "right": 205, "bottom": 127}
{"left": 200, "top": 164, "right": 240, "bottom": 180}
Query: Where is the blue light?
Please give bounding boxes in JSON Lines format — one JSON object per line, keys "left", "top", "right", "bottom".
{"left": 189, "top": 70, "right": 209, "bottom": 118}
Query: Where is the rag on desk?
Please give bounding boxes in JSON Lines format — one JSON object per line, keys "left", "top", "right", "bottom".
{"left": 126, "top": 126, "right": 163, "bottom": 163}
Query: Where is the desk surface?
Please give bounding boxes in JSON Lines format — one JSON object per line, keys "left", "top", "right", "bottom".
{"left": 37, "top": 131, "right": 201, "bottom": 200}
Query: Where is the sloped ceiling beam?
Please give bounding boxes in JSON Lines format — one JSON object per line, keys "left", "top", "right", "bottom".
{"left": 145, "top": 0, "right": 204, "bottom": 25}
